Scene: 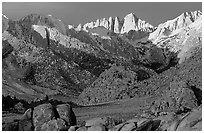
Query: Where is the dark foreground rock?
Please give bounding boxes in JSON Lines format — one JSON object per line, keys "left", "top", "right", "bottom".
{"left": 2, "top": 103, "right": 202, "bottom": 131}
{"left": 56, "top": 104, "right": 77, "bottom": 126}
{"left": 2, "top": 103, "right": 77, "bottom": 131}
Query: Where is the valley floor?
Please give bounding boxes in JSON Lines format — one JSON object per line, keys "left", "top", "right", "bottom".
{"left": 73, "top": 96, "right": 154, "bottom": 123}
{"left": 2, "top": 96, "right": 152, "bottom": 125}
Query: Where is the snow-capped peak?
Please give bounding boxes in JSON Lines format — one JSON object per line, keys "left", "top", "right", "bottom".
{"left": 149, "top": 10, "right": 202, "bottom": 43}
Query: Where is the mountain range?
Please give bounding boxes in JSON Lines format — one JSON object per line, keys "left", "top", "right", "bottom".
{"left": 2, "top": 9, "right": 202, "bottom": 131}
{"left": 2, "top": 10, "right": 202, "bottom": 105}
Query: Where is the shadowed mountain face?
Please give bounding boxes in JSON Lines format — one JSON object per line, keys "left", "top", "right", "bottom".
{"left": 2, "top": 11, "right": 202, "bottom": 107}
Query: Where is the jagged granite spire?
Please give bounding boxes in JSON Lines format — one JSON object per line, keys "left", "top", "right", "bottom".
{"left": 70, "top": 12, "right": 155, "bottom": 34}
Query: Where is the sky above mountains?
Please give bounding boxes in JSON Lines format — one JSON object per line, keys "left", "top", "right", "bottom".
{"left": 2, "top": 2, "right": 202, "bottom": 27}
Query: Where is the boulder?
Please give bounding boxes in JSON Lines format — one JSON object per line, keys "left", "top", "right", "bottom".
{"left": 167, "top": 119, "right": 181, "bottom": 131}
{"left": 166, "top": 106, "right": 202, "bottom": 131}
{"left": 18, "top": 119, "right": 33, "bottom": 131}
{"left": 136, "top": 119, "right": 153, "bottom": 131}
{"left": 33, "top": 103, "right": 55, "bottom": 130}
{"left": 40, "top": 118, "right": 68, "bottom": 131}
{"left": 2, "top": 121, "right": 19, "bottom": 131}
{"left": 85, "top": 116, "right": 123, "bottom": 128}
{"left": 56, "top": 104, "right": 77, "bottom": 126}
{"left": 109, "top": 118, "right": 154, "bottom": 131}
{"left": 21, "top": 108, "right": 32, "bottom": 120}
{"left": 68, "top": 126, "right": 79, "bottom": 131}
{"left": 155, "top": 112, "right": 178, "bottom": 131}
{"left": 176, "top": 106, "right": 202, "bottom": 131}
{"left": 151, "top": 119, "right": 161, "bottom": 131}
{"left": 127, "top": 117, "right": 151, "bottom": 124}
{"left": 108, "top": 123, "right": 126, "bottom": 131}
{"left": 85, "top": 117, "right": 106, "bottom": 127}
{"left": 76, "top": 126, "right": 88, "bottom": 131}
{"left": 87, "top": 124, "right": 106, "bottom": 131}
{"left": 2, "top": 41, "right": 13, "bottom": 59}
{"left": 120, "top": 122, "right": 137, "bottom": 131}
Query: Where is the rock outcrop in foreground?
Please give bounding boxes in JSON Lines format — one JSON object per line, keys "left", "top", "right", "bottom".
{"left": 2, "top": 103, "right": 202, "bottom": 131}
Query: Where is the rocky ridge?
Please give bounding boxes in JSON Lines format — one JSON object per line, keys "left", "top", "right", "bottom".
{"left": 149, "top": 10, "right": 201, "bottom": 44}
{"left": 69, "top": 13, "right": 155, "bottom": 38}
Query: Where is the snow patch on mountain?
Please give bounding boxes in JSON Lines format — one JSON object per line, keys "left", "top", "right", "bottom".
{"left": 148, "top": 11, "right": 202, "bottom": 44}
{"left": 32, "top": 25, "right": 47, "bottom": 39}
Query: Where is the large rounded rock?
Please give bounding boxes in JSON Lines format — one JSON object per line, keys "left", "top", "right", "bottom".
{"left": 127, "top": 117, "right": 151, "bottom": 125}
{"left": 109, "top": 117, "right": 154, "bottom": 131}
{"left": 108, "top": 123, "right": 126, "bottom": 131}
{"left": 155, "top": 112, "right": 178, "bottom": 131}
{"left": 76, "top": 126, "right": 88, "bottom": 131}
{"left": 40, "top": 118, "right": 68, "bottom": 131}
{"left": 151, "top": 119, "right": 161, "bottom": 131}
{"left": 56, "top": 104, "right": 76, "bottom": 126}
{"left": 120, "top": 122, "right": 137, "bottom": 131}
{"left": 136, "top": 119, "right": 153, "bottom": 131}
{"left": 166, "top": 106, "right": 202, "bottom": 131}
{"left": 176, "top": 106, "right": 202, "bottom": 131}
{"left": 33, "top": 103, "right": 55, "bottom": 130}
{"left": 87, "top": 124, "right": 106, "bottom": 131}
{"left": 167, "top": 119, "right": 181, "bottom": 131}
{"left": 85, "top": 116, "right": 123, "bottom": 128}
{"left": 68, "top": 126, "right": 79, "bottom": 131}
{"left": 85, "top": 117, "right": 106, "bottom": 126}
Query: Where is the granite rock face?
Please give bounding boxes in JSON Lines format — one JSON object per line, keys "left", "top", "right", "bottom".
{"left": 33, "top": 103, "right": 55, "bottom": 130}
{"left": 149, "top": 11, "right": 201, "bottom": 44}
{"left": 56, "top": 104, "right": 77, "bottom": 126}
{"left": 70, "top": 13, "right": 155, "bottom": 39}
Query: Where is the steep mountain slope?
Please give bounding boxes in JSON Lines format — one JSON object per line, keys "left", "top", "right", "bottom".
{"left": 76, "top": 11, "right": 202, "bottom": 106}
{"left": 149, "top": 11, "right": 202, "bottom": 64}
{"left": 77, "top": 64, "right": 156, "bottom": 105}
{"left": 149, "top": 11, "right": 201, "bottom": 44}
{"left": 2, "top": 13, "right": 158, "bottom": 102}
{"left": 2, "top": 14, "right": 115, "bottom": 100}
{"left": 2, "top": 11, "right": 202, "bottom": 107}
